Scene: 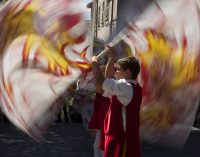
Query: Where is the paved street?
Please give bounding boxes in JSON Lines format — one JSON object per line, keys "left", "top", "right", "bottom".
{"left": 141, "top": 129, "right": 200, "bottom": 157}
{"left": 0, "top": 122, "right": 200, "bottom": 157}
{"left": 0, "top": 122, "right": 93, "bottom": 157}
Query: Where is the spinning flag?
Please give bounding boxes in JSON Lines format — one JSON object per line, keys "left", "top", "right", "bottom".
{"left": 110, "top": 0, "right": 200, "bottom": 147}
{"left": 0, "top": 0, "right": 91, "bottom": 140}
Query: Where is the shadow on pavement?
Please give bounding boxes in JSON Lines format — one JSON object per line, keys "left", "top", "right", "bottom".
{"left": 0, "top": 122, "right": 200, "bottom": 157}
{"left": 0, "top": 122, "right": 94, "bottom": 157}
{"left": 141, "top": 130, "right": 200, "bottom": 157}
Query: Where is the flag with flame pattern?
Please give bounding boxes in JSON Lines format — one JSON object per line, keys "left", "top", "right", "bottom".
{"left": 110, "top": 0, "right": 200, "bottom": 147}
{"left": 0, "top": 0, "right": 91, "bottom": 140}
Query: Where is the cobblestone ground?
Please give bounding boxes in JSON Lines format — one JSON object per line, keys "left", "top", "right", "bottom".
{"left": 0, "top": 122, "right": 94, "bottom": 157}
{"left": 0, "top": 122, "right": 200, "bottom": 157}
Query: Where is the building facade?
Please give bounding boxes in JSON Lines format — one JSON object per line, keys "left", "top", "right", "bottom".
{"left": 88, "top": 0, "right": 118, "bottom": 42}
{"left": 88, "top": 0, "right": 151, "bottom": 42}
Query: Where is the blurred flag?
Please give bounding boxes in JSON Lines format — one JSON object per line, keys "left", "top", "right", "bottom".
{"left": 109, "top": 0, "right": 200, "bottom": 148}
{"left": 0, "top": 0, "right": 91, "bottom": 141}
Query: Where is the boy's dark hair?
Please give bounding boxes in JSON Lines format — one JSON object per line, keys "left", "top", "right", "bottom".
{"left": 117, "top": 56, "right": 140, "bottom": 79}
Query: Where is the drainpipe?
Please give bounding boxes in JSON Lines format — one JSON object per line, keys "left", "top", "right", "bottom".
{"left": 95, "top": 0, "right": 99, "bottom": 37}
{"left": 110, "top": 0, "right": 114, "bottom": 34}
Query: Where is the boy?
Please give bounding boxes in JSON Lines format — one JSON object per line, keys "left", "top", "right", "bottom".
{"left": 91, "top": 47, "right": 142, "bottom": 157}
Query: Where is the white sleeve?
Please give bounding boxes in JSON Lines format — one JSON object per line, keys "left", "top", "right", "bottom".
{"left": 102, "top": 78, "right": 133, "bottom": 106}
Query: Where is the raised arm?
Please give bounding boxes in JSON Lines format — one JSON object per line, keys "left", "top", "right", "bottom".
{"left": 104, "top": 46, "right": 115, "bottom": 78}
{"left": 91, "top": 56, "right": 105, "bottom": 94}
{"left": 91, "top": 46, "right": 116, "bottom": 94}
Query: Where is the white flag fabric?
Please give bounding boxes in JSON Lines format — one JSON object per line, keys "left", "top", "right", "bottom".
{"left": 110, "top": 0, "right": 200, "bottom": 148}
{"left": 0, "top": 0, "right": 91, "bottom": 141}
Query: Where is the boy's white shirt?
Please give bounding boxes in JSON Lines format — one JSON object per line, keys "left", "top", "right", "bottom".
{"left": 103, "top": 78, "right": 137, "bottom": 106}
{"left": 102, "top": 78, "right": 137, "bottom": 131}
